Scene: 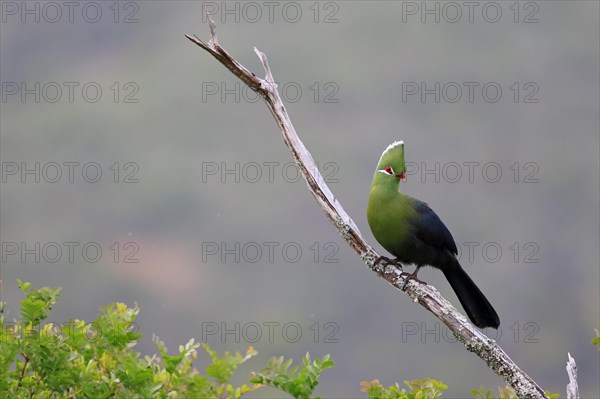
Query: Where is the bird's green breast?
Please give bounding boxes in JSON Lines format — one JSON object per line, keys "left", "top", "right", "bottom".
{"left": 367, "top": 183, "right": 418, "bottom": 258}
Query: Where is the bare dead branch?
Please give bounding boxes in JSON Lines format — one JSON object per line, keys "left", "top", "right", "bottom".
{"left": 186, "top": 13, "right": 549, "bottom": 399}
{"left": 566, "top": 353, "right": 579, "bottom": 399}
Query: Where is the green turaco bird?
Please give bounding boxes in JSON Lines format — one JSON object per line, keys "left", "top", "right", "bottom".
{"left": 367, "top": 141, "right": 500, "bottom": 329}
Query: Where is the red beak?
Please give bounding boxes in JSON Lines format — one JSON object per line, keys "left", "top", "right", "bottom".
{"left": 396, "top": 173, "right": 406, "bottom": 181}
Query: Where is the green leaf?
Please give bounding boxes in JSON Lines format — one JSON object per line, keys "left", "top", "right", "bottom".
{"left": 592, "top": 329, "right": 600, "bottom": 350}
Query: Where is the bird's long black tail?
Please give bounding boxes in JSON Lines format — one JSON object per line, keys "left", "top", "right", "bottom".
{"left": 443, "top": 265, "right": 500, "bottom": 329}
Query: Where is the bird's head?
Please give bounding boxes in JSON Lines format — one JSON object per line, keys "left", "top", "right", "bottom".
{"left": 372, "top": 140, "right": 407, "bottom": 186}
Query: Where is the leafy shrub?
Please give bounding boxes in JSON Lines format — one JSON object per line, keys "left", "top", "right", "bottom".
{"left": 0, "top": 280, "right": 561, "bottom": 398}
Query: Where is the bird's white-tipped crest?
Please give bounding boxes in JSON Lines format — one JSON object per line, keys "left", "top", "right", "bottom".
{"left": 378, "top": 140, "right": 404, "bottom": 165}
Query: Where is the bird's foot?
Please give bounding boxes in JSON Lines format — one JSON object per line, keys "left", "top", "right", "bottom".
{"left": 373, "top": 256, "right": 403, "bottom": 270}
{"left": 402, "top": 266, "right": 425, "bottom": 290}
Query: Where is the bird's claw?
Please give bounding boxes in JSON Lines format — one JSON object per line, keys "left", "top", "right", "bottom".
{"left": 401, "top": 266, "right": 425, "bottom": 290}
{"left": 373, "top": 256, "right": 403, "bottom": 270}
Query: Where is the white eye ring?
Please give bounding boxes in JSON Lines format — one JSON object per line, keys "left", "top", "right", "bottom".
{"left": 378, "top": 165, "right": 394, "bottom": 175}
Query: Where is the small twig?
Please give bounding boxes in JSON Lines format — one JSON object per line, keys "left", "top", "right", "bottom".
{"left": 566, "top": 353, "right": 579, "bottom": 399}
{"left": 17, "top": 352, "right": 29, "bottom": 387}
{"left": 186, "top": 11, "right": 549, "bottom": 399}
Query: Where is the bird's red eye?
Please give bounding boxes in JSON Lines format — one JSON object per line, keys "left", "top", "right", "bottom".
{"left": 384, "top": 166, "right": 393, "bottom": 174}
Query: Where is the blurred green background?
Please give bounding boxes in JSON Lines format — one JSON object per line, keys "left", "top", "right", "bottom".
{"left": 1, "top": 1, "right": 598, "bottom": 397}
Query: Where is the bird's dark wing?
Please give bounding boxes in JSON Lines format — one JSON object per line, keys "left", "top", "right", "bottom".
{"left": 408, "top": 199, "right": 458, "bottom": 255}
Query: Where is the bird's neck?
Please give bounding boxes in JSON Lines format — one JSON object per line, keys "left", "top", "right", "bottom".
{"left": 372, "top": 178, "right": 401, "bottom": 193}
